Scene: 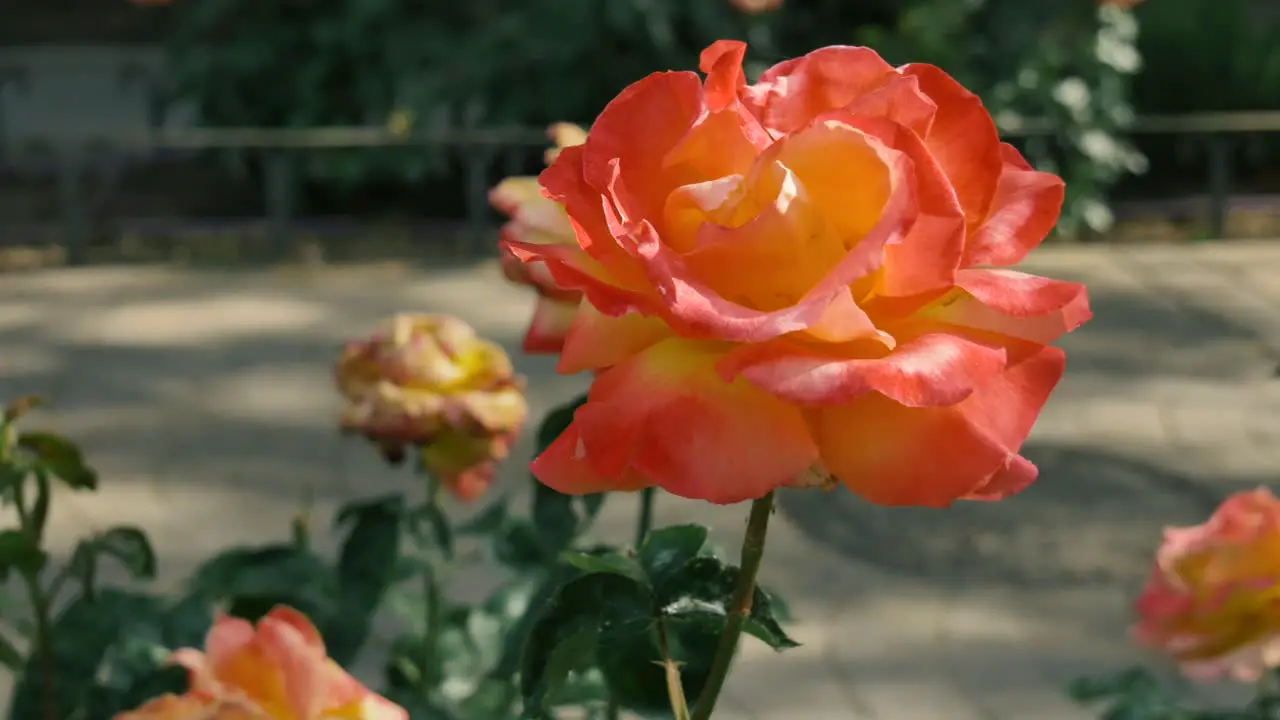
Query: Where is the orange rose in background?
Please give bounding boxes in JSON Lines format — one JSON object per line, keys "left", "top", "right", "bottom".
{"left": 1133, "top": 488, "right": 1280, "bottom": 682}
{"left": 114, "top": 607, "right": 407, "bottom": 720}
{"left": 335, "top": 314, "right": 527, "bottom": 501}
{"left": 503, "top": 40, "right": 1089, "bottom": 506}
{"left": 491, "top": 123, "right": 589, "bottom": 353}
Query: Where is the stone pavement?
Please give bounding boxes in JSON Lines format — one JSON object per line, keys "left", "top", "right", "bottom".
{"left": 2, "top": 241, "right": 1280, "bottom": 718}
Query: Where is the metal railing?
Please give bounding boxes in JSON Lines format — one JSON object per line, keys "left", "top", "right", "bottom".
{"left": 4, "top": 110, "right": 1280, "bottom": 265}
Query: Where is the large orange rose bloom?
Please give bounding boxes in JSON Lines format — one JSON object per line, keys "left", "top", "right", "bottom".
{"left": 1133, "top": 488, "right": 1280, "bottom": 682}
{"left": 504, "top": 40, "right": 1090, "bottom": 506}
{"left": 115, "top": 607, "right": 406, "bottom": 720}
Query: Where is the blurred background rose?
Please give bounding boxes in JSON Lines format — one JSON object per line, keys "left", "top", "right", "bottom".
{"left": 335, "top": 314, "right": 527, "bottom": 501}
{"left": 1133, "top": 488, "right": 1280, "bottom": 682}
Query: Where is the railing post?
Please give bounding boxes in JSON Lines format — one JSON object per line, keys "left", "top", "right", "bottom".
{"left": 57, "top": 148, "right": 89, "bottom": 266}
{"left": 264, "top": 149, "right": 296, "bottom": 261}
{"left": 0, "top": 66, "right": 31, "bottom": 162}
{"left": 1206, "top": 132, "right": 1233, "bottom": 240}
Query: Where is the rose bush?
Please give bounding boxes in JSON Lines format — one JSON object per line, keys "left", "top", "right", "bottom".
{"left": 115, "top": 607, "right": 406, "bottom": 720}
{"left": 335, "top": 313, "right": 527, "bottom": 501}
{"left": 505, "top": 40, "right": 1091, "bottom": 507}
{"left": 491, "top": 124, "right": 589, "bottom": 353}
{"left": 1133, "top": 488, "right": 1280, "bottom": 682}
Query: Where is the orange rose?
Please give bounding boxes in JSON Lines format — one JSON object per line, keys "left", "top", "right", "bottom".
{"left": 491, "top": 123, "right": 589, "bottom": 353}
{"left": 114, "top": 607, "right": 407, "bottom": 720}
{"left": 502, "top": 40, "right": 1090, "bottom": 506}
{"left": 1133, "top": 488, "right": 1280, "bottom": 682}
{"left": 336, "top": 314, "right": 527, "bottom": 500}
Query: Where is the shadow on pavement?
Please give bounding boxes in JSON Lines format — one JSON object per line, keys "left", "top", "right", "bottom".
{"left": 779, "top": 442, "right": 1264, "bottom": 589}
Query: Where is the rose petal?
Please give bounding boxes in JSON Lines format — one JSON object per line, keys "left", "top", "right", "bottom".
{"left": 558, "top": 302, "right": 673, "bottom": 374}
{"left": 744, "top": 45, "right": 899, "bottom": 134}
{"left": 530, "top": 420, "right": 653, "bottom": 495}
{"left": 582, "top": 71, "right": 706, "bottom": 223}
{"left": 926, "top": 268, "right": 1092, "bottom": 345}
{"left": 962, "top": 144, "right": 1064, "bottom": 267}
{"left": 614, "top": 119, "right": 913, "bottom": 343}
{"left": 502, "top": 235, "right": 655, "bottom": 319}
{"left": 560, "top": 338, "right": 819, "bottom": 504}
{"left": 817, "top": 345, "right": 1065, "bottom": 506}
{"left": 719, "top": 331, "right": 1008, "bottom": 407}
{"left": 901, "top": 63, "right": 1003, "bottom": 231}
{"left": 826, "top": 114, "right": 963, "bottom": 296}
{"left": 523, "top": 296, "right": 580, "bottom": 354}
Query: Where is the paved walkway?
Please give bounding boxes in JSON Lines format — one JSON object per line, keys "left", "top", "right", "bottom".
{"left": 2, "top": 242, "right": 1280, "bottom": 718}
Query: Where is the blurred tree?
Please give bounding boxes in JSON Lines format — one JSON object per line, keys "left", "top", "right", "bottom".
{"left": 156, "top": 0, "right": 1144, "bottom": 232}
{"left": 858, "top": 0, "right": 1146, "bottom": 239}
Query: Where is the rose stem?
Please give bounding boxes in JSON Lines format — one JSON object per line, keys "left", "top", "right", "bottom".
{"left": 421, "top": 469, "right": 443, "bottom": 704}
{"left": 689, "top": 490, "right": 776, "bottom": 720}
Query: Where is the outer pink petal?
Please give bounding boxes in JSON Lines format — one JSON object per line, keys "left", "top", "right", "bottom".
{"left": 901, "top": 64, "right": 1003, "bottom": 232}
{"left": 699, "top": 40, "right": 749, "bottom": 111}
{"left": 817, "top": 346, "right": 1065, "bottom": 507}
{"left": 963, "top": 143, "right": 1066, "bottom": 268}
{"left": 256, "top": 609, "right": 330, "bottom": 720}
{"left": 503, "top": 236, "right": 655, "bottom": 319}
{"left": 928, "top": 269, "right": 1092, "bottom": 345}
{"left": 744, "top": 45, "right": 899, "bottom": 134}
{"left": 718, "top": 331, "right": 1008, "bottom": 407}
{"left": 530, "top": 420, "right": 654, "bottom": 495}
{"left": 562, "top": 338, "right": 820, "bottom": 504}
{"left": 581, "top": 71, "right": 706, "bottom": 223}
{"left": 201, "top": 614, "right": 256, "bottom": 668}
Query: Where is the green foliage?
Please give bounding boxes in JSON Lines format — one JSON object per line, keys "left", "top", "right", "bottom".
{"left": 519, "top": 525, "right": 797, "bottom": 715}
{"left": 9, "top": 590, "right": 201, "bottom": 720}
{"left": 858, "top": 0, "right": 1146, "bottom": 238}
{"left": 0, "top": 391, "right": 803, "bottom": 720}
{"left": 1134, "top": 0, "right": 1280, "bottom": 113}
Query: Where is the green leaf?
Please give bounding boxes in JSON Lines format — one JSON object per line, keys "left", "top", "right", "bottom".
{"left": 18, "top": 431, "right": 96, "bottom": 490}
{"left": 0, "top": 633, "right": 21, "bottom": 671}
{"left": 66, "top": 539, "right": 99, "bottom": 600}
{"left": 95, "top": 526, "right": 158, "bottom": 581}
{"left": 519, "top": 575, "right": 605, "bottom": 713}
{"left": 638, "top": 524, "right": 708, "bottom": 587}
{"left": 492, "top": 518, "right": 550, "bottom": 571}
{"left": 657, "top": 556, "right": 799, "bottom": 652}
{"left": 328, "top": 494, "right": 404, "bottom": 666}
{"left": 519, "top": 568, "right": 658, "bottom": 714}
{"left": 8, "top": 589, "right": 165, "bottom": 720}
{"left": 27, "top": 468, "right": 51, "bottom": 541}
{"left": 486, "top": 563, "right": 583, "bottom": 683}
{"left": 600, "top": 614, "right": 717, "bottom": 715}
{"left": 0, "top": 529, "right": 46, "bottom": 581}
{"left": 186, "top": 544, "right": 336, "bottom": 622}
{"left": 563, "top": 550, "right": 649, "bottom": 587}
